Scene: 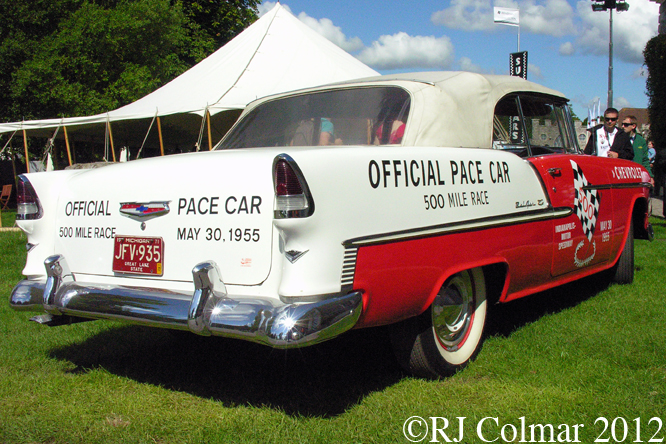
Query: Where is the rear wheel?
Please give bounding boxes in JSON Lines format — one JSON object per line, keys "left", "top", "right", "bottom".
{"left": 612, "top": 219, "right": 634, "bottom": 284}
{"left": 391, "top": 268, "right": 487, "bottom": 379}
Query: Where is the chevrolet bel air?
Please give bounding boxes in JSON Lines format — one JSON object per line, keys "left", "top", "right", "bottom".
{"left": 10, "top": 72, "right": 653, "bottom": 379}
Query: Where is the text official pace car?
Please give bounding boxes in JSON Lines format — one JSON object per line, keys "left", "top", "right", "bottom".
{"left": 10, "top": 72, "right": 653, "bottom": 379}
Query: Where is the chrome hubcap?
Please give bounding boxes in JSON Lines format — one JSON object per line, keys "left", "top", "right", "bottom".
{"left": 432, "top": 273, "right": 474, "bottom": 351}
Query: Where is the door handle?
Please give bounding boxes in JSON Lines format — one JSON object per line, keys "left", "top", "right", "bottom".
{"left": 548, "top": 168, "right": 562, "bottom": 177}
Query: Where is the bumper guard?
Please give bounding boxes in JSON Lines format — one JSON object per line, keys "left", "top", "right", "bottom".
{"left": 10, "top": 255, "right": 363, "bottom": 348}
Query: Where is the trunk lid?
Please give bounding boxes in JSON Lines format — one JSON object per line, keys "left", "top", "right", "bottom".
{"left": 52, "top": 149, "right": 276, "bottom": 285}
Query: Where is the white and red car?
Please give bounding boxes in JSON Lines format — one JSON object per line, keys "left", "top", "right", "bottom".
{"left": 10, "top": 72, "right": 653, "bottom": 378}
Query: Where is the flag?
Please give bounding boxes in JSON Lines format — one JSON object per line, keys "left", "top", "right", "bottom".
{"left": 494, "top": 7, "right": 520, "bottom": 26}
{"left": 570, "top": 160, "right": 600, "bottom": 242}
{"left": 510, "top": 51, "right": 528, "bottom": 79}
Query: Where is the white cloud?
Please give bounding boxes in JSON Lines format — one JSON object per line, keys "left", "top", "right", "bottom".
{"left": 575, "top": 0, "right": 659, "bottom": 64}
{"left": 431, "top": 0, "right": 575, "bottom": 37}
{"left": 258, "top": 1, "right": 281, "bottom": 17}
{"left": 260, "top": 3, "right": 363, "bottom": 52}
{"left": 296, "top": 13, "right": 364, "bottom": 52}
{"left": 528, "top": 63, "right": 543, "bottom": 78}
{"left": 570, "top": 95, "right": 604, "bottom": 116}
{"left": 559, "top": 41, "right": 575, "bottom": 55}
{"left": 632, "top": 66, "right": 647, "bottom": 79}
{"left": 431, "top": 0, "right": 496, "bottom": 31}
{"left": 613, "top": 96, "right": 632, "bottom": 109}
{"left": 459, "top": 57, "right": 485, "bottom": 73}
{"left": 520, "top": 0, "right": 576, "bottom": 36}
{"left": 357, "top": 32, "right": 455, "bottom": 70}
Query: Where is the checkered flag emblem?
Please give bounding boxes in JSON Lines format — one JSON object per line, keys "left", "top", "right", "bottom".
{"left": 570, "top": 160, "right": 600, "bottom": 241}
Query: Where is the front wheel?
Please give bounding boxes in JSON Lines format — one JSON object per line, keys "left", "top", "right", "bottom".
{"left": 390, "top": 268, "right": 487, "bottom": 379}
{"left": 612, "top": 219, "right": 634, "bottom": 284}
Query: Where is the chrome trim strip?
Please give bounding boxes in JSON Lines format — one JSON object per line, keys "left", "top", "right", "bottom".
{"left": 584, "top": 182, "right": 652, "bottom": 191}
{"left": 344, "top": 207, "right": 573, "bottom": 247}
{"left": 341, "top": 247, "right": 359, "bottom": 292}
{"left": 10, "top": 259, "right": 363, "bottom": 348}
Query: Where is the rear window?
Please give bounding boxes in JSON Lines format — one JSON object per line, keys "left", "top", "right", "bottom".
{"left": 219, "top": 87, "right": 411, "bottom": 149}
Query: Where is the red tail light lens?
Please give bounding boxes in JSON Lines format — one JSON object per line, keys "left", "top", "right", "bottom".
{"left": 273, "top": 155, "right": 314, "bottom": 218}
{"left": 275, "top": 160, "right": 303, "bottom": 196}
{"left": 16, "top": 175, "right": 43, "bottom": 220}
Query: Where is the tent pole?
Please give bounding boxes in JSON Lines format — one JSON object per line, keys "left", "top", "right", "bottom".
{"left": 207, "top": 110, "right": 213, "bottom": 151}
{"left": 157, "top": 117, "right": 165, "bottom": 156}
{"left": 63, "top": 126, "right": 73, "bottom": 166}
{"left": 107, "top": 121, "right": 116, "bottom": 162}
{"left": 23, "top": 129, "right": 30, "bottom": 173}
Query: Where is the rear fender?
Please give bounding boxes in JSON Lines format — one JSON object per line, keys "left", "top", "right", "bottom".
{"left": 422, "top": 259, "right": 509, "bottom": 314}
{"left": 17, "top": 170, "right": 81, "bottom": 278}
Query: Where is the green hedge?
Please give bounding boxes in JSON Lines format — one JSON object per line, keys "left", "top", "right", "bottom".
{"left": 645, "top": 34, "right": 666, "bottom": 151}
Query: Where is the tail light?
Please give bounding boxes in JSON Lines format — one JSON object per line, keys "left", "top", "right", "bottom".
{"left": 273, "top": 155, "right": 314, "bottom": 218}
{"left": 16, "top": 175, "right": 43, "bottom": 220}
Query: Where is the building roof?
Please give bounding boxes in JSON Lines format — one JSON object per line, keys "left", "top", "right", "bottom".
{"left": 618, "top": 108, "right": 650, "bottom": 128}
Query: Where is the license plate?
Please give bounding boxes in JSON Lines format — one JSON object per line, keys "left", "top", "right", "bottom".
{"left": 113, "top": 236, "right": 164, "bottom": 276}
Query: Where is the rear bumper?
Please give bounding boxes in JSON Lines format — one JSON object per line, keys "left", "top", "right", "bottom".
{"left": 10, "top": 254, "right": 363, "bottom": 348}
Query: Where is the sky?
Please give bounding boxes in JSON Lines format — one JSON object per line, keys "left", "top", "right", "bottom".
{"left": 257, "top": 0, "right": 660, "bottom": 120}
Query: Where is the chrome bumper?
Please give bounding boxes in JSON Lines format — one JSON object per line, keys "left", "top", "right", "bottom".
{"left": 10, "top": 255, "right": 363, "bottom": 348}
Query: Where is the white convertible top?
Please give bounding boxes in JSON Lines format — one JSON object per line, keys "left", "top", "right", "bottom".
{"left": 240, "top": 71, "right": 568, "bottom": 149}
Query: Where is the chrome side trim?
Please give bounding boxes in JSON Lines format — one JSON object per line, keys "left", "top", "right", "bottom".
{"left": 584, "top": 182, "right": 652, "bottom": 191}
{"left": 344, "top": 207, "right": 572, "bottom": 247}
{"left": 10, "top": 259, "right": 363, "bottom": 348}
{"left": 341, "top": 246, "right": 358, "bottom": 291}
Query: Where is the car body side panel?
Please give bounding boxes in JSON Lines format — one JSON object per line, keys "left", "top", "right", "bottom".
{"left": 531, "top": 155, "right": 613, "bottom": 276}
{"left": 351, "top": 219, "right": 554, "bottom": 328}
{"left": 531, "top": 155, "right": 649, "bottom": 277}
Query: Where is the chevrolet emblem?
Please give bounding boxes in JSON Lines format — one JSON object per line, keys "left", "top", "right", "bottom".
{"left": 119, "top": 202, "right": 170, "bottom": 227}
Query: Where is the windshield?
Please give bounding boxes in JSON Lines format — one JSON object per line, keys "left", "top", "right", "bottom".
{"left": 492, "top": 94, "right": 578, "bottom": 156}
{"left": 219, "top": 86, "right": 411, "bottom": 149}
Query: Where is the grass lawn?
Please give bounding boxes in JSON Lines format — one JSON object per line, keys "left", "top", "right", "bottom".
{"left": 1, "top": 209, "right": 16, "bottom": 228}
{"left": 1, "top": 218, "right": 665, "bottom": 443}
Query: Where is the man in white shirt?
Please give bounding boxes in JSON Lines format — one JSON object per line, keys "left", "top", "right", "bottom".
{"left": 583, "top": 108, "right": 634, "bottom": 160}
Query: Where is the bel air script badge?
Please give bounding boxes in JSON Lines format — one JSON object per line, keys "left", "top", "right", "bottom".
{"left": 120, "top": 201, "right": 170, "bottom": 230}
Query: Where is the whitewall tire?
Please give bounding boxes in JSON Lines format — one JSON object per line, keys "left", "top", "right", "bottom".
{"left": 391, "top": 268, "right": 488, "bottom": 379}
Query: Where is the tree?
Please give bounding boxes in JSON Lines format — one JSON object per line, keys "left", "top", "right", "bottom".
{"left": 181, "top": 0, "right": 261, "bottom": 62}
{"left": 0, "top": 0, "right": 258, "bottom": 166}
{"left": 8, "top": 0, "right": 192, "bottom": 120}
{"left": 644, "top": 34, "right": 666, "bottom": 151}
{"left": 0, "top": 0, "right": 259, "bottom": 122}
{"left": 0, "top": 0, "right": 84, "bottom": 121}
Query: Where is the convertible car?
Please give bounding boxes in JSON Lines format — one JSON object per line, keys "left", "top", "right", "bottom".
{"left": 10, "top": 72, "right": 653, "bottom": 379}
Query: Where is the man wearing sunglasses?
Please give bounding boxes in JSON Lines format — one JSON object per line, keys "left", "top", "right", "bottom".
{"left": 584, "top": 107, "right": 634, "bottom": 160}
{"left": 621, "top": 115, "right": 653, "bottom": 186}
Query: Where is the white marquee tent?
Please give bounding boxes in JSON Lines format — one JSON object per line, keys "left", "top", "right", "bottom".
{"left": 0, "top": 3, "right": 377, "bottom": 166}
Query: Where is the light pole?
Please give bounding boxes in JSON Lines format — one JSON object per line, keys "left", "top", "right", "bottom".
{"left": 591, "top": 0, "right": 629, "bottom": 109}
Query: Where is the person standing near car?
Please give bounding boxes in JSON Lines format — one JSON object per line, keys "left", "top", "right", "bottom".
{"left": 621, "top": 115, "right": 653, "bottom": 186}
{"left": 584, "top": 108, "right": 634, "bottom": 160}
